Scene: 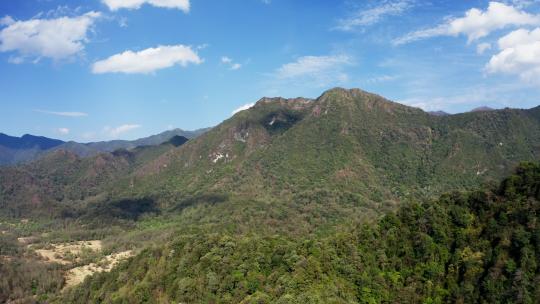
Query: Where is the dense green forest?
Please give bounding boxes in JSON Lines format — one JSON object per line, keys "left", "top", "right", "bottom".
{"left": 56, "top": 162, "right": 540, "bottom": 303}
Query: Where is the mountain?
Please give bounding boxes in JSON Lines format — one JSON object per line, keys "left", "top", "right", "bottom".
{"left": 2, "top": 87, "right": 539, "bottom": 220}
{"left": 0, "top": 133, "right": 64, "bottom": 150}
{"left": 49, "top": 127, "right": 209, "bottom": 158}
{"left": 117, "top": 88, "right": 539, "bottom": 209}
{"left": 1, "top": 87, "right": 539, "bottom": 302}
{"left": 428, "top": 110, "right": 450, "bottom": 116}
{"left": 0, "top": 128, "right": 208, "bottom": 166}
{"left": 0, "top": 133, "right": 65, "bottom": 165}
{"left": 471, "top": 106, "right": 494, "bottom": 112}
{"left": 0, "top": 135, "right": 192, "bottom": 217}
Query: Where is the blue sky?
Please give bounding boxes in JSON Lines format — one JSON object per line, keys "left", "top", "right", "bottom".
{"left": 1, "top": 0, "right": 540, "bottom": 141}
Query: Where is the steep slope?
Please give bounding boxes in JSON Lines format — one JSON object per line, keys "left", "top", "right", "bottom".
{"left": 58, "top": 162, "right": 540, "bottom": 303}
{"left": 121, "top": 88, "right": 540, "bottom": 207}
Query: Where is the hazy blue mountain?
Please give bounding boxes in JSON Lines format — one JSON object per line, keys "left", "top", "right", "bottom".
{"left": 0, "top": 133, "right": 65, "bottom": 165}
{"left": 0, "top": 128, "right": 209, "bottom": 166}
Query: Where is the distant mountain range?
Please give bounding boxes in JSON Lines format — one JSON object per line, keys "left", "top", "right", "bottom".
{"left": 0, "top": 128, "right": 209, "bottom": 165}
{"left": 428, "top": 106, "right": 495, "bottom": 116}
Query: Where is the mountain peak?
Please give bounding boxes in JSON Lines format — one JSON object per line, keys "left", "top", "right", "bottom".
{"left": 316, "top": 87, "right": 422, "bottom": 116}
{"left": 471, "top": 106, "right": 494, "bottom": 112}
{"left": 428, "top": 110, "right": 450, "bottom": 116}
{"left": 320, "top": 87, "right": 368, "bottom": 99}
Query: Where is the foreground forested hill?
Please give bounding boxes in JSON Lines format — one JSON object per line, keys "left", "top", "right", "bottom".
{"left": 58, "top": 162, "right": 540, "bottom": 303}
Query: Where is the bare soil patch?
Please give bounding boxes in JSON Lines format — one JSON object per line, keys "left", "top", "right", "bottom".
{"left": 64, "top": 250, "right": 133, "bottom": 288}
{"left": 32, "top": 240, "right": 102, "bottom": 264}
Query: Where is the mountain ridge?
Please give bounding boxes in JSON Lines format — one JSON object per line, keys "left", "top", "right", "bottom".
{"left": 1, "top": 87, "right": 539, "bottom": 220}
{"left": 0, "top": 128, "right": 209, "bottom": 166}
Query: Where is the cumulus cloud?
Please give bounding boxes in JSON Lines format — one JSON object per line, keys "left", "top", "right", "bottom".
{"left": 92, "top": 45, "right": 202, "bottom": 74}
{"left": 365, "top": 74, "right": 398, "bottom": 84}
{"left": 221, "top": 56, "right": 242, "bottom": 70}
{"left": 0, "top": 16, "right": 15, "bottom": 26}
{"left": 477, "top": 42, "right": 492, "bottom": 54}
{"left": 506, "top": 0, "right": 540, "bottom": 9}
{"left": 34, "top": 109, "right": 88, "bottom": 117}
{"left": 486, "top": 28, "right": 540, "bottom": 82}
{"left": 232, "top": 102, "right": 255, "bottom": 115}
{"left": 0, "top": 12, "right": 101, "bottom": 62}
{"left": 394, "top": 2, "right": 540, "bottom": 45}
{"left": 104, "top": 124, "right": 141, "bottom": 138}
{"left": 102, "top": 0, "right": 190, "bottom": 12}
{"left": 336, "top": 0, "right": 413, "bottom": 31}
{"left": 57, "top": 128, "right": 70, "bottom": 135}
{"left": 273, "top": 54, "right": 353, "bottom": 86}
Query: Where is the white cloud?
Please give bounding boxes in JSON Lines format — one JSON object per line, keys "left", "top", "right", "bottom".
{"left": 34, "top": 109, "right": 88, "bottom": 117}
{"left": 365, "top": 74, "right": 398, "bottom": 84}
{"left": 221, "top": 56, "right": 242, "bottom": 70}
{"left": 506, "top": 0, "right": 540, "bottom": 8}
{"left": 92, "top": 45, "right": 202, "bottom": 74}
{"left": 8, "top": 56, "right": 25, "bottom": 64}
{"left": 273, "top": 55, "right": 353, "bottom": 86}
{"left": 104, "top": 124, "right": 141, "bottom": 138}
{"left": 477, "top": 42, "right": 492, "bottom": 54}
{"left": 0, "top": 16, "right": 15, "bottom": 26}
{"left": 118, "top": 17, "right": 128, "bottom": 28}
{"left": 394, "top": 2, "right": 540, "bottom": 45}
{"left": 81, "top": 131, "right": 96, "bottom": 140}
{"left": 232, "top": 103, "right": 255, "bottom": 115}
{"left": 57, "top": 128, "right": 70, "bottom": 135}
{"left": 102, "top": 0, "right": 190, "bottom": 12}
{"left": 486, "top": 27, "right": 540, "bottom": 82}
{"left": 336, "top": 0, "right": 413, "bottom": 31}
{"left": 0, "top": 12, "right": 101, "bottom": 62}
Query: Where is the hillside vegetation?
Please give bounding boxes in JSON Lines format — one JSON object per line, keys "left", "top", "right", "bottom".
{"left": 2, "top": 88, "right": 539, "bottom": 222}
{"left": 58, "top": 162, "right": 540, "bottom": 303}
{"left": 0, "top": 88, "right": 539, "bottom": 303}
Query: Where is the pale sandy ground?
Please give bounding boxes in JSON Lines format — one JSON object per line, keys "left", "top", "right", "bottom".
{"left": 32, "top": 240, "right": 102, "bottom": 264}
{"left": 64, "top": 250, "right": 133, "bottom": 288}
{"left": 17, "top": 236, "right": 38, "bottom": 245}
{"left": 26, "top": 239, "right": 132, "bottom": 289}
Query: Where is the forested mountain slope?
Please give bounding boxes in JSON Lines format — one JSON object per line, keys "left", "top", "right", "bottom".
{"left": 59, "top": 162, "right": 540, "bottom": 303}
{"left": 0, "top": 137, "right": 189, "bottom": 217}
{"left": 111, "top": 88, "right": 540, "bottom": 213}
{"left": 1, "top": 88, "right": 539, "bottom": 221}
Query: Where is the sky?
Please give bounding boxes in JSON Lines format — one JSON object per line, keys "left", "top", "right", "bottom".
{"left": 1, "top": 0, "right": 540, "bottom": 142}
